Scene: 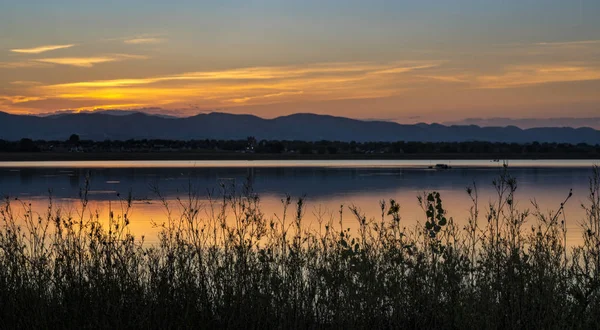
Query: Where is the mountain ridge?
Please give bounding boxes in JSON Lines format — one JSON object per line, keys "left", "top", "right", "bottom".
{"left": 0, "top": 111, "right": 599, "bottom": 143}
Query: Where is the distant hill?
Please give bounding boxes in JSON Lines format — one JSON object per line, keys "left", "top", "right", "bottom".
{"left": 0, "top": 111, "right": 599, "bottom": 144}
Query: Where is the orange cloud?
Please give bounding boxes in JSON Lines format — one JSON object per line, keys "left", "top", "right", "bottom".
{"left": 0, "top": 95, "right": 46, "bottom": 104}
{"left": 10, "top": 81, "right": 42, "bottom": 86}
{"left": 10, "top": 44, "right": 74, "bottom": 54}
{"left": 0, "top": 61, "right": 51, "bottom": 69}
{"left": 476, "top": 64, "right": 600, "bottom": 89}
{"left": 24, "top": 61, "right": 442, "bottom": 110}
{"left": 34, "top": 54, "right": 148, "bottom": 67}
{"left": 46, "top": 61, "right": 440, "bottom": 88}
{"left": 371, "top": 64, "right": 439, "bottom": 75}
{"left": 124, "top": 37, "right": 164, "bottom": 44}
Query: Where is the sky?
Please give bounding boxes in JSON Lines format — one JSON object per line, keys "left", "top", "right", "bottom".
{"left": 1, "top": 0, "right": 599, "bottom": 125}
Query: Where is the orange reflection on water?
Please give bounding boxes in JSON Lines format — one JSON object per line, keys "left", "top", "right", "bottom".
{"left": 10, "top": 187, "right": 588, "bottom": 248}
{"left": 1, "top": 162, "right": 595, "bottom": 248}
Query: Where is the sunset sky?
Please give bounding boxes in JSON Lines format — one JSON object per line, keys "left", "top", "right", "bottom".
{"left": 1, "top": 0, "right": 599, "bottom": 124}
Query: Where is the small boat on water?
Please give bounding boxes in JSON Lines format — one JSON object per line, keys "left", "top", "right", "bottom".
{"left": 428, "top": 163, "right": 451, "bottom": 169}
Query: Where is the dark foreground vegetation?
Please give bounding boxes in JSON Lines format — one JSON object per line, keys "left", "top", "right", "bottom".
{"left": 1, "top": 136, "right": 599, "bottom": 160}
{"left": 1, "top": 166, "right": 600, "bottom": 328}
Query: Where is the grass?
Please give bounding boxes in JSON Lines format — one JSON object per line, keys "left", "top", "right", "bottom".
{"left": 1, "top": 165, "right": 600, "bottom": 328}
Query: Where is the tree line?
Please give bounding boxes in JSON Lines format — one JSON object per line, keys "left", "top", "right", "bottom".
{"left": 1, "top": 135, "right": 599, "bottom": 155}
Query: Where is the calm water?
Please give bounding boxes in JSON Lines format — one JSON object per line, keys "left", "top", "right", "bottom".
{"left": 0, "top": 160, "right": 598, "bottom": 245}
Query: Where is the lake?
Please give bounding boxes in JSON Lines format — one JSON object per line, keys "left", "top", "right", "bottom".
{"left": 0, "top": 159, "right": 598, "bottom": 246}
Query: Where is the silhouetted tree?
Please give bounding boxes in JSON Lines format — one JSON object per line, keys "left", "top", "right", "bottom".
{"left": 68, "top": 134, "right": 80, "bottom": 144}
{"left": 18, "top": 138, "right": 38, "bottom": 152}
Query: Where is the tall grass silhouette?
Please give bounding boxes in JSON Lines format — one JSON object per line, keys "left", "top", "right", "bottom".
{"left": 1, "top": 165, "right": 600, "bottom": 328}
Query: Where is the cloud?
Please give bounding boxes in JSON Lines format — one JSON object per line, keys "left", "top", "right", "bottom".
{"left": 35, "top": 57, "right": 118, "bottom": 67}
{"left": 0, "top": 61, "right": 51, "bottom": 69}
{"left": 0, "top": 95, "right": 46, "bottom": 104}
{"left": 10, "top": 44, "right": 74, "bottom": 54}
{"left": 73, "top": 103, "right": 149, "bottom": 111}
{"left": 36, "top": 107, "right": 200, "bottom": 117}
{"left": 46, "top": 61, "right": 440, "bottom": 88}
{"left": 476, "top": 64, "right": 600, "bottom": 89}
{"left": 28, "top": 61, "right": 443, "bottom": 109}
{"left": 10, "top": 56, "right": 598, "bottom": 115}
{"left": 535, "top": 40, "right": 600, "bottom": 47}
{"left": 10, "top": 81, "right": 42, "bottom": 86}
{"left": 415, "top": 75, "right": 468, "bottom": 83}
{"left": 515, "top": 39, "right": 600, "bottom": 57}
{"left": 228, "top": 91, "right": 305, "bottom": 104}
{"left": 371, "top": 64, "right": 439, "bottom": 75}
{"left": 34, "top": 54, "right": 148, "bottom": 67}
{"left": 124, "top": 37, "right": 164, "bottom": 44}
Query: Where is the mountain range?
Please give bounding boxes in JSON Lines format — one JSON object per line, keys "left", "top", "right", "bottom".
{"left": 0, "top": 111, "right": 599, "bottom": 144}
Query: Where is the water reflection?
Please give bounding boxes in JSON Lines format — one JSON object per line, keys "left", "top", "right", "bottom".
{"left": 0, "top": 163, "right": 596, "bottom": 246}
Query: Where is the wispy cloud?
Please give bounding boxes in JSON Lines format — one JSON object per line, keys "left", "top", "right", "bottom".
{"left": 46, "top": 61, "right": 440, "bottom": 88}
{"left": 10, "top": 81, "right": 42, "bottom": 86}
{"left": 371, "top": 64, "right": 439, "bottom": 75}
{"left": 0, "top": 61, "right": 51, "bottom": 69}
{"left": 10, "top": 44, "right": 74, "bottom": 54}
{"left": 35, "top": 57, "right": 120, "bottom": 67}
{"left": 476, "top": 64, "right": 600, "bottom": 89}
{"left": 34, "top": 54, "right": 148, "bottom": 67}
{"left": 228, "top": 91, "right": 305, "bottom": 104}
{"left": 26, "top": 61, "right": 443, "bottom": 109}
{"left": 124, "top": 37, "right": 164, "bottom": 44}
{"left": 535, "top": 40, "right": 600, "bottom": 47}
{"left": 415, "top": 75, "right": 468, "bottom": 83}
{"left": 0, "top": 95, "right": 46, "bottom": 104}
{"left": 9, "top": 56, "right": 598, "bottom": 115}
{"left": 74, "top": 103, "right": 149, "bottom": 111}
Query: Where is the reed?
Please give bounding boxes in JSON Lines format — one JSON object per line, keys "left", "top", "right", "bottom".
{"left": 1, "top": 165, "right": 599, "bottom": 328}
